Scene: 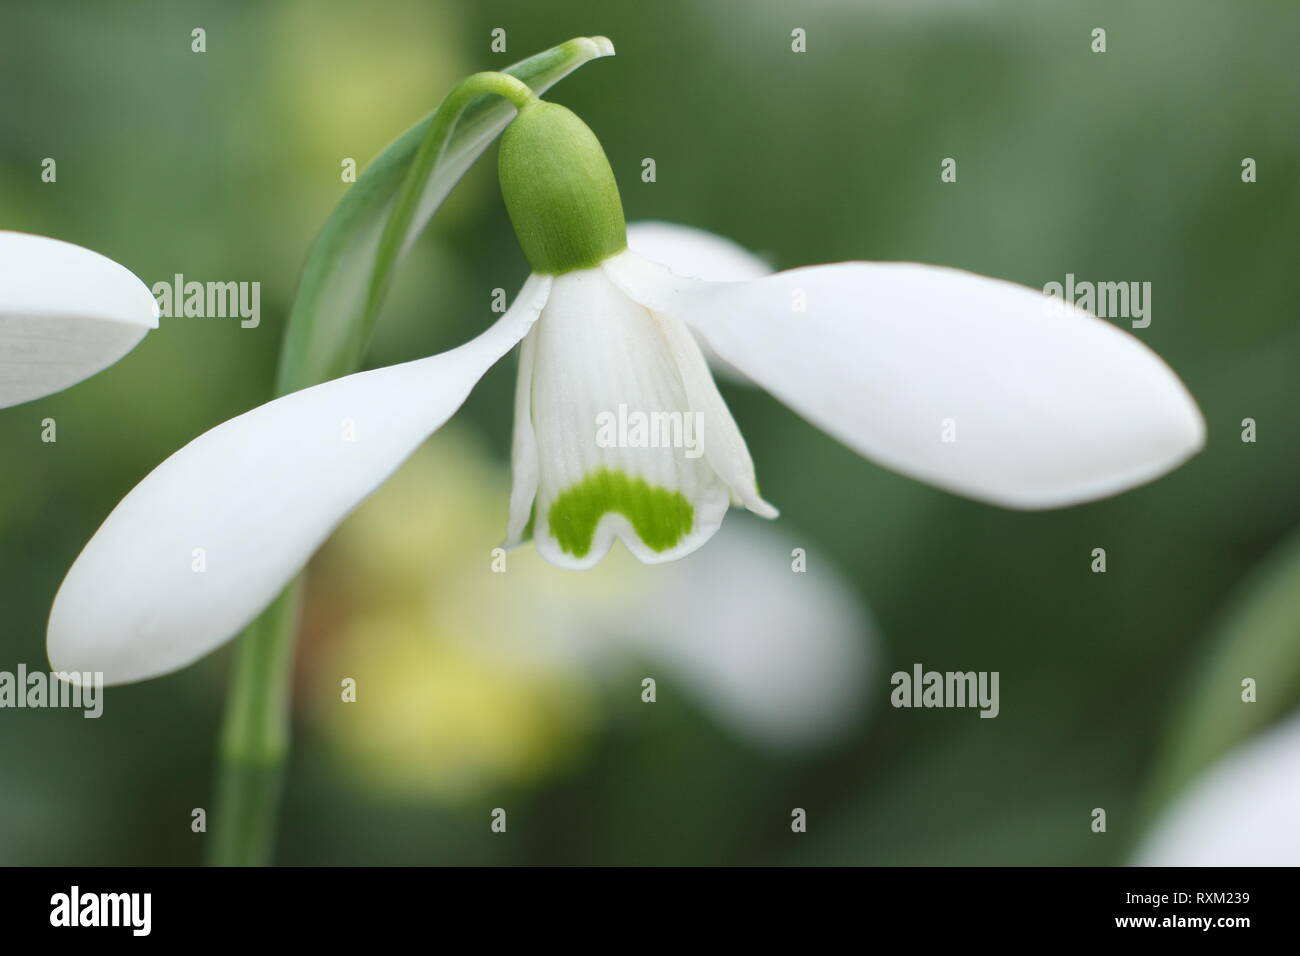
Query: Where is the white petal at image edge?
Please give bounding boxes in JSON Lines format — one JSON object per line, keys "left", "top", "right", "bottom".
{"left": 0, "top": 232, "right": 158, "bottom": 408}
{"left": 1135, "top": 709, "right": 1300, "bottom": 866}
{"left": 48, "top": 275, "right": 551, "bottom": 684}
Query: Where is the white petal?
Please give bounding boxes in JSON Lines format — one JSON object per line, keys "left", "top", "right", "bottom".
{"left": 48, "top": 275, "right": 550, "bottom": 684}
{"left": 625, "top": 222, "right": 768, "bottom": 387}
{"left": 626, "top": 221, "right": 771, "bottom": 282}
{"left": 616, "top": 257, "right": 1205, "bottom": 509}
{"left": 1135, "top": 711, "right": 1300, "bottom": 865}
{"left": 642, "top": 292, "right": 775, "bottom": 518}
{"left": 603, "top": 247, "right": 713, "bottom": 314}
{"left": 526, "top": 267, "right": 730, "bottom": 569}
{"left": 504, "top": 325, "right": 539, "bottom": 547}
{"left": 0, "top": 232, "right": 158, "bottom": 408}
{"left": 614, "top": 514, "right": 873, "bottom": 749}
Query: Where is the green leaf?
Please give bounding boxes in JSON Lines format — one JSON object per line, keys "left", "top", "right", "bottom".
{"left": 1141, "top": 525, "right": 1300, "bottom": 823}
{"left": 273, "top": 35, "right": 614, "bottom": 395}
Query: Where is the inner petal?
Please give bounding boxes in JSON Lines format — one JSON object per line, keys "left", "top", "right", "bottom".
{"left": 529, "top": 267, "right": 729, "bottom": 568}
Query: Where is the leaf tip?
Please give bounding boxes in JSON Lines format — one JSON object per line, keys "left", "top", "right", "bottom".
{"left": 585, "top": 36, "right": 615, "bottom": 58}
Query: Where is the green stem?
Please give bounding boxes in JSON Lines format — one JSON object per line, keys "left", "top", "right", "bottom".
{"left": 366, "top": 72, "right": 536, "bottom": 322}
{"left": 207, "top": 585, "right": 301, "bottom": 866}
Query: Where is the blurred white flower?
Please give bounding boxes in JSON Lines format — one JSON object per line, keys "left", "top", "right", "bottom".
{"left": 1135, "top": 709, "right": 1300, "bottom": 866}
{"left": 604, "top": 516, "right": 872, "bottom": 749}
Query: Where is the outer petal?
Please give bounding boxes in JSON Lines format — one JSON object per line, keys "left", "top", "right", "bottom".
{"left": 0, "top": 232, "right": 158, "bottom": 408}
{"left": 48, "top": 275, "right": 551, "bottom": 684}
{"left": 1135, "top": 710, "right": 1300, "bottom": 866}
{"left": 612, "top": 255, "right": 1205, "bottom": 509}
{"left": 626, "top": 221, "right": 771, "bottom": 282}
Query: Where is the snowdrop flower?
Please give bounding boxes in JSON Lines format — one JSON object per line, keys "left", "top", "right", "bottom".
{"left": 1, "top": 232, "right": 157, "bottom": 408}
{"left": 48, "top": 96, "right": 1203, "bottom": 684}
{"left": 1135, "top": 709, "right": 1300, "bottom": 866}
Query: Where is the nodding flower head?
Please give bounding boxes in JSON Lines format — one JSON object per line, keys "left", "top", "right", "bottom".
{"left": 47, "top": 91, "right": 1203, "bottom": 685}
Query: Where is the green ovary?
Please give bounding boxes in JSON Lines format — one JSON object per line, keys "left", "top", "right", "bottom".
{"left": 547, "top": 468, "right": 694, "bottom": 558}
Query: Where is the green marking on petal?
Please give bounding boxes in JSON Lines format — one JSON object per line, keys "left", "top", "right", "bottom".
{"left": 547, "top": 468, "right": 693, "bottom": 558}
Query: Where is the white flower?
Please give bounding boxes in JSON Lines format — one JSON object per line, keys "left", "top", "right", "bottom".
{"left": 1135, "top": 709, "right": 1300, "bottom": 866}
{"left": 47, "top": 97, "right": 1203, "bottom": 685}
{"left": 47, "top": 221, "right": 1204, "bottom": 684}
{"left": 1, "top": 231, "right": 157, "bottom": 408}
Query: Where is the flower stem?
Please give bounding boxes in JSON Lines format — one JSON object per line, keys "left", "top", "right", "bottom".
{"left": 366, "top": 72, "right": 537, "bottom": 322}
{"left": 207, "top": 584, "right": 301, "bottom": 866}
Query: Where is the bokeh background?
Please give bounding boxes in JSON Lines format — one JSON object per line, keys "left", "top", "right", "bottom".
{"left": 2, "top": 0, "right": 1298, "bottom": 865}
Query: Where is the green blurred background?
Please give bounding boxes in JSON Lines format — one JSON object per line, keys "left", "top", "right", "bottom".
{"left": 2, "top": 0, "right": 1298, "bottom": 865}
